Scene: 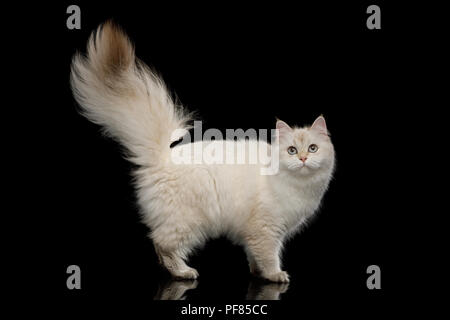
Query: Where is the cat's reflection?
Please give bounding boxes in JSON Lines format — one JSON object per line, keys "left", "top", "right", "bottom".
{"left": 246, "top": 280, "right": 289, "bottom": 300}
{"left": 154, "top": 279, "right": 199, "bottom": 300}
{"left": 154, "top": 279, "right": 198, "bottom": 300}
{"left": 154, "top": 278, "right": 289, "bottom": 300}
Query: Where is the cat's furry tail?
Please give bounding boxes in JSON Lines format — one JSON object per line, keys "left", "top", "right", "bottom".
{"left": 70, "top": 21, "right": 192, "bottom": 167}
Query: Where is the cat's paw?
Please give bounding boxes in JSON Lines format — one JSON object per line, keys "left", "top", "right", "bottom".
{"left": 173, "top": 267, "right": 199, "bottom": 280}
{"left": 263, "top": 271, "right": 290, "bottom": 283}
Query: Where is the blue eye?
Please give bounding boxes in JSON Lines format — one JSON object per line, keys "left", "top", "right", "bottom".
{"left": 308, "top": 144, "right": 318, "bottom": 153}
{"left": 287, "top": 146, "right": 298, "bottom": 155}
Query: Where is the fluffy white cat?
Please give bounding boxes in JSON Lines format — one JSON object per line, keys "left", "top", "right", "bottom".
{"left": 71, "top": 22, "right": 335, "bottom": 282}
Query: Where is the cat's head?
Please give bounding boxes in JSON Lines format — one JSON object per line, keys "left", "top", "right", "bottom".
{"left": 276, "top": 116, "right": 335, "bottom": 177}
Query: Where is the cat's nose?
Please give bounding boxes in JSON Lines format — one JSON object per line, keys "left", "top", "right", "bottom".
{"left": 300, "top": 156, "right": 307, "bottom": 163}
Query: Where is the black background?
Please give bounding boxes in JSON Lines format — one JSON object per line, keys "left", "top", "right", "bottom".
{"left": 11, "top": 0, "right": 444, "bottom": 317}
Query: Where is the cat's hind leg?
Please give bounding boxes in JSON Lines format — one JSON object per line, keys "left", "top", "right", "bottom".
{"left": 152, "top": 213, "right": 202, "bottom": 279}
{"left": 155, "top": 245, "right": 199, "bottom": 280}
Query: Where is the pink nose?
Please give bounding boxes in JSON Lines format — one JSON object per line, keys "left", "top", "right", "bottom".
{"left": 300, "top": 156, "right": 307, "bottom": 162}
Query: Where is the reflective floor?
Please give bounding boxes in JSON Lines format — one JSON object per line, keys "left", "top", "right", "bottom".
{"left": 154, "top": 279, "right": 289, "bottom": 300}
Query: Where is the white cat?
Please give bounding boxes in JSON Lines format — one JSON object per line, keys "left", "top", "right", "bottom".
{"left": 71, "top": 22, "right": 335, "bottom": 282}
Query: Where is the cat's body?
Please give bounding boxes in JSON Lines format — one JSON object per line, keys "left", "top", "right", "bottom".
{"left": 71, "top": 22, "right": 335, "bottom": 282}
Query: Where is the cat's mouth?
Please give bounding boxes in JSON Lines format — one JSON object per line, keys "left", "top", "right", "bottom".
{"left": 296, "top": 162, "right": 319, "bottom": 172}
{"left": 288, "top": 163, "right": 308, "bottom": 171}
{"left": 287, "top": 162, "right": 309, "bottom": 171}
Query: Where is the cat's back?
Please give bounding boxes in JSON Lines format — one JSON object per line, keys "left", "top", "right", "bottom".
{"left": 170, "top": 139, "right": 272, "bottom": 167}
{"left": 168, "top": 139, "right": 271, "bottom": 217}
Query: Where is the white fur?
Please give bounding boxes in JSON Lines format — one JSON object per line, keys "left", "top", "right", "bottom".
{"left": 71, "top": 22, "right": 335, "bottom": 282}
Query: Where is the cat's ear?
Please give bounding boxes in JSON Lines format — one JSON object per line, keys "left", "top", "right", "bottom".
{"left": 276, "top": 119, "right": 293, "bottom": 139}
{"left": 310, "top": 116, "right": 328, "bottom": 136}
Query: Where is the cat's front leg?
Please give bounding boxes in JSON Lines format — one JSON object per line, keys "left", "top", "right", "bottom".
{"left": 244, "top": 248, "right": 260, "bottom": 276}
{"left": 244, "top": 232, "right": 289, "bottom": 283}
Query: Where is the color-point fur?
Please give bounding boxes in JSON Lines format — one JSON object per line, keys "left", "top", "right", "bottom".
{"left": 71, "top": 21, "right": 335, "bottom": 282}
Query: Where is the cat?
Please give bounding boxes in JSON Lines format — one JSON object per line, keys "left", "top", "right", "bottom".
{"left": 70, "top": 21, "right": 335, "bottom": 282}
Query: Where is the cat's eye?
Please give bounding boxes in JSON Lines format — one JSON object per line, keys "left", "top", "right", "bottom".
{"left": 308, "top": 144, "right": 318, "bottom": 153}
{"left": 287, "top": 146, "right": 298, "bottom": 155}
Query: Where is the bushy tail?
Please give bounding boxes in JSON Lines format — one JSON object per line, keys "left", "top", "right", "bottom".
{"left": 70, "top": 21, "right": 191, "bottom": 167}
